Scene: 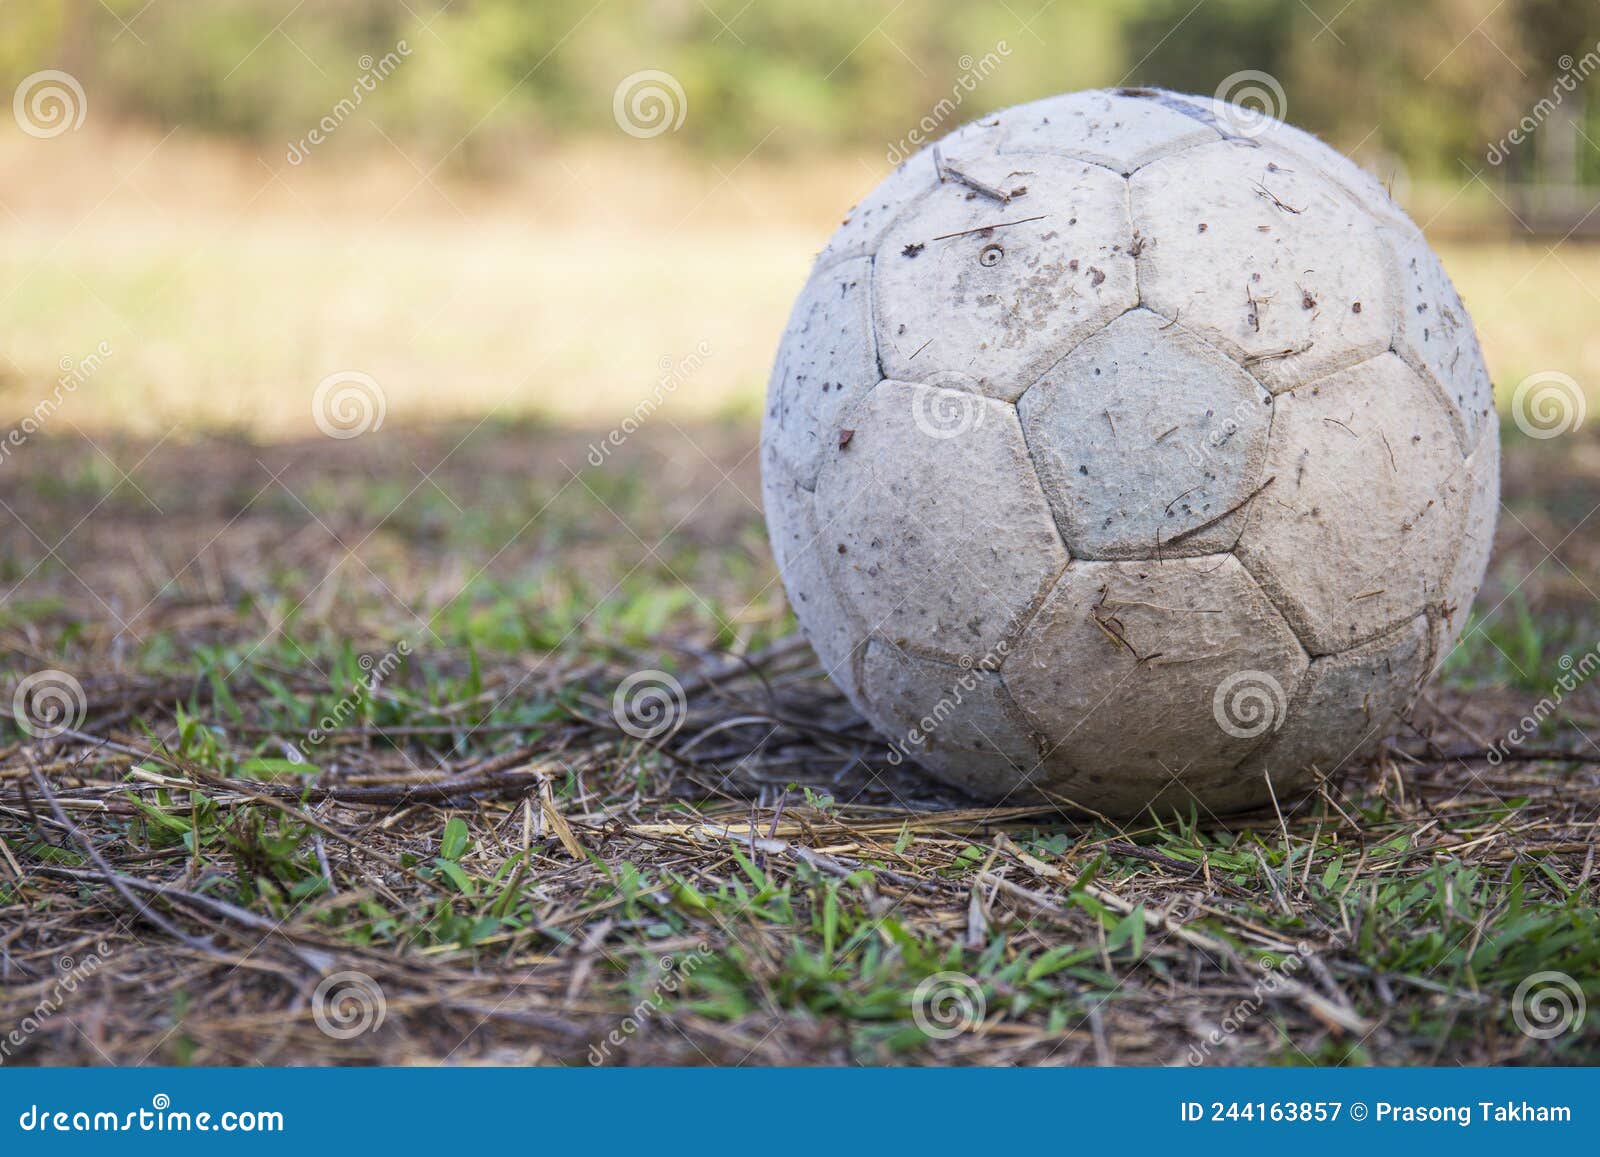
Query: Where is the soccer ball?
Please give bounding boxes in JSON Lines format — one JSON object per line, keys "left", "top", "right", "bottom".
{"left": 760, "top": 88, "right": 1497, "bottom": 817}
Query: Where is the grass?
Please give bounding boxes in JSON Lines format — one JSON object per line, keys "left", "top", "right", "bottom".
{"left": 1, "top": 418, "right": 1597, "bottom": 1066}
{"left": 1, "top": 134, "right": 1597, "bottom": 1066}
{"left": 1, "top": 132, "right": 1598, "bottom": 439}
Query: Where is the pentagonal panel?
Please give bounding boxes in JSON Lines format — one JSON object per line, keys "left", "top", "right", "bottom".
{"left": 764, "top": 258, "right": 879, "bottom": 490}
{"left": 817, "top": 118, "right": 1005, "bottom": 269}
{"left": 1235, "top": 353, "right": 1472, "bottom": 655}
{"left": 858, "top": 638, "right": 1060, "bottom": 802}
{"left": 762, "top": 455, "right": 867, "bottom": 706}
{"left": 1235, "top": 613, "right": 1430, "bottom": 802}
{"left": 1391, "top": 229, "right": 1495, "bottom": 450}
{"left": 1003, "top": 555, "right": 1308, "bottom": 814}
{"left": 997, "top": 89, "right": 1219, "bottom": 173}
{"left": 1018, "top": 308, "right": 1273, "bottom": 558}
{"left": 1435, "top": 423, "right": 1501, "bottom": 658}
{"left": 1131, "top": 139, "right": 1397, "bottom": 393}
{"left": 875, "top": 155, "right": 1138, "bottom": 402}
{"left": 813, "top": 381, "right": 1067, "bottom": 661}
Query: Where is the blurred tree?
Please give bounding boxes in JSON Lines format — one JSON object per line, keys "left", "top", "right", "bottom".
{"left": 1121, "top": 0, "right": 1298, "bottom": 102}
{"left": 0, "top": 0, "right": 1564, "bottom": 184}
{"left": 1507, "top": 0, "right": 1600, "bottom": 185}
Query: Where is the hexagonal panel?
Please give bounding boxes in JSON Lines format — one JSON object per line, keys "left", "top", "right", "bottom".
{"left": 1153, "top": 92, "right": 1417, "bottom": 235}
{"left": 813, "top": 381, "right": 1067, "bottom": 661}
{"left": 875, "top": 154, "right": 1138, "bottom": 402}
{"left": 1131, "top": 139, "right": 1397, "bottom": 393}
{"left": 1236, "top": 613, "right": 1430, "bottom": 798}
{"left": 1235, "top": 353, "right": 1472, "bottom": 655}
{"left": 1018, "top": 308, "right": 1273, "bottom": 558}
{"left": 816, "top": 118, "right": 1005, "bottom": 269}
{"left": 1391, "top": 229, "right": 1495, "bottom": 451}
{"left": 762, "top": 456, "right": 868, "bottom": 706}
{"left": 858, "top": 638, "right": 1057, "bottom": 802}
{"left": 996, "top": 89, "right": 1220, "bottom": 173}
{"left": 1003, "top": 555, "right": 1308, "bottom": 812}
{"left": 764, "top": 257, "right": 879, "bottom": 490}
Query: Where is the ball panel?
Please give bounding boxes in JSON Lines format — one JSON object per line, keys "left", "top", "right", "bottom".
{"left": 1156, "top": 91, "right": 1417, "bottom": 236}
{"left": 1391, "top": 229, "right": 1495, "bottom": 451}
{"left": 764, "top": 257, "right": 880, "bottom": 490}
{"left": 1434, "top": 422, "right": 1501, "bottom": 660}
{"left": 1234, "top": 613, "right": 1431, "bottom": 806}
{"left": 1017, "top": 307, "right": 1273, "bottom": 558}
{"left": 874, "top": 155, "right": 1138, "bottom": 402}
{"left": 817, "top": 119, "right": 1005, "bottom": 269}
{"left": 812, "top": 381, "right": 1068, "bottom": 662}
{"left": 817, "top": 160, "right": 933, "bottom": 270}
{"left": 1131, "top": 138, "right": 1397, "bottom": 393}
{"left": 761, "top": 457, "right": 868, "bottom": 706}
{"left": 1119, "top": 774, "right": 1268, "bottom": 817}
{"left": 857, "top": 638, "right": 1056, "bottom": 802}
{"left": 996, "top": 89, "right": 1220, "bottom": 173}
{"left": 1002, "top": 555, "right": 1309, "bottom": 809}
{"left": 1269, "top": 131, "right": 1415, "bottom": 237}
{"left": 1235, "top": 352, "right": 1472, "bottom": 654}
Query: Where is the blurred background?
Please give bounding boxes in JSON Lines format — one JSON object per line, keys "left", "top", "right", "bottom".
{"left": 0, "top": 0, "right": 1597, "bottom": 437}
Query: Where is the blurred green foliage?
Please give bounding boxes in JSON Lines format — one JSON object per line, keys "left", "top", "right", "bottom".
{"left": 7, "top": 0, "right": 1600, "bottom": 178}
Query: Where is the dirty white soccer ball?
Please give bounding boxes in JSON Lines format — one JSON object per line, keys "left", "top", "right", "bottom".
{"left": 760, "top": 88, "right": 1498, "bottom": 816}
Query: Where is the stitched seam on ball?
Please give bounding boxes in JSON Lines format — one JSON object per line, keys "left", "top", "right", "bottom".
{"left": 998, "top": 552, "right": 1073, "bottom": 680}
{"left": 1228, "top": 540, "right": 1318, "bottom": 660}
{"left": 1379, "top": 226, "right": 1479, "bottom": 458}
{"left": 993, "top": 145, "right": 1131, "bottom": 179}
{"left": 1237, "top": 612, "right": 1432, "bottom": 788}
{"left": 1024, "top": 124, "right": 1229, "bottom": 181}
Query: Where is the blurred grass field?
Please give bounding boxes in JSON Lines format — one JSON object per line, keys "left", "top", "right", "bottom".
{"left": 2, "top": 131, "right": 1597, "bottom": 438}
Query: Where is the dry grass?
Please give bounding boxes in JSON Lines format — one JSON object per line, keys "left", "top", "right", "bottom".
{"left": 1, "top": 420, "right": 1597, "bottom": 1066}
